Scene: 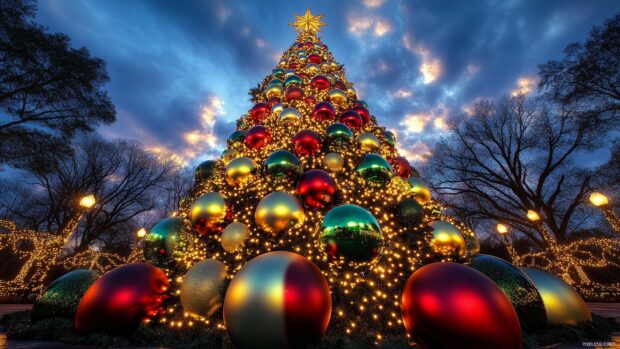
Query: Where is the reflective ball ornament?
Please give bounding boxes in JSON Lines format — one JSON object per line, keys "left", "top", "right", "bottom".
{"left": 407, "top": 176, "right": 431, "bottom": 203}
{"left": 223, "top": 251, "right": 331, "bottom": 349}
{"left": 389, "top": 156, "right": 412, "bottom": 179}
{"left": 469, "top": 255, "right": 547, "bottom": 330}
{"left": 264, "top": 150, "right": 303, "bottom": 180}
{"left": 180, "top": 259, "right": 227, "bottom": 318}
{"left": 312, "top": 101, "right": 336, "bottom": 121}
{"left": 272, "top": 67, "right": 285, "bottom": 78}
{"left": 284, "top": 75, "right": 302, "bottom": 87}
{"left": 244, "top": 125, "right": 272, "bottom": 149}
{"left": 357, "top": 132, "right": 380, "bottom": 151}
{"left": 194, "top": 160, "right": 217, "bottom": 182}
{"left": 297, "top": 169, "right": 337, "bottom": 209}
{"left": 323, "top": 152, "right": 344, "bottom": 172}
{"left": 520, "top": 267, "right": 591, "bottom": 326}
{"left": 308, "top": 54, "right": 322, "bottom": 64}
{"left": 328, "top": 88, "right": 348, "bottom": 105}
{"left": 75, "top": 263, "right": 169, "bottom": 334}
{"left": 401, "top": 262, "right": 522, "bottom": 349}
{"left": 221, "top": 222, "right": 250, "bottom": 252}
{"left": 339, "top": 110, "right": 363, "bottom": 130}
{"left": 255, "top": 192, "right": 305, "bottom": 236}
{"left": 429, "top": 220, "right": 467, "bottom": 259}
{"left": 222, "top": 147, "right": 241, "bottom": 164}
{"left": 319, "top": 204, "right": 384, "bottom": 265}
{"left": 356, "top": 153, "right": 393, "bottom": 184}
{"left": 326, "top": 123, "right": 353, "bottom": 144}
{"left": 144, "top": 217, "right": 186, "bottom": 269}
{"left": 272, "top": 103, "right": 285, "bottom": 114}
{"left": 227, "top": 130, "right": 245, "bottom": 146}
{"left": 226, "top": 157, "right": 258, "bottom": 186}
{"left": 394, "top": 198, "right": 424, "bottom": 227}
{"left": 306, "top": 63, "right": 320, "bottom": 75}
{"left": 352, "top": 105, "right": 370, "bottom": 125}
{"left": 293, "top": 129, "right": 322, "bottom": 156}
{"left": 190, "top": 192, "right": 228, "bottom": 235}
{"left": 311, "top": 75, "right": 330, "bottom": 90}
{"left": 266, "top": 85, "right": 284, "bottom": 99}
{"left": 279, "top": 107, "right": 302, "bottom": 124}
{"left": 285, "top": 86, "right": 304, "bottom": 102}
{"left": 382, "top": 130, "right": 396, "bottom": 147}
{"left": 31, "top": 269, "right": 98, "bottom": 321}
{"left": 250, "top": 103, "right": 271, "bottom": 123}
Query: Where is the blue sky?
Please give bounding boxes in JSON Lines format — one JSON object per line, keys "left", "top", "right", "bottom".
{"left": 36, "top": 0, "right": 620, "bottom": 165}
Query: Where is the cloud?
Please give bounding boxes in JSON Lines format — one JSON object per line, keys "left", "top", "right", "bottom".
{"left": 348, "top": 13, "right": 392, "bottom": 37}
{"left": 511, "top": 76, "right": 538, "bottom": 96}
{"left": 391, "top": 88, "right": 412, "bottom": 98}
{"left": 363, "top": 0, "right": 386, "bottom": 8}
{"left": 403, "top": 34, "right": 442, "bottom": 84}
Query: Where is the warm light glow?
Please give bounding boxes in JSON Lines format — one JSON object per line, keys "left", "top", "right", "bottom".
{"left": 589, "top": 192, "right": 609, "bottom": 207}
{"left": 526, "top": 210, "right": 540, "bottom": 221}
{"left": 511, "top": 76, "right": 537, "bottom": 96}
{"left": 79, "top": 195, "right": 96, "bottom": 209}
{"left": 136, "top": 228, "right": 147, "bottom": 239}
{"left": 496, "top": 224, "right": 508, "bottom": 235}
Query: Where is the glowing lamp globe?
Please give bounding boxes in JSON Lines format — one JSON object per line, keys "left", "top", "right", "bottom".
{"left": 589, "top": 192, "right": 609, "bottom": 207}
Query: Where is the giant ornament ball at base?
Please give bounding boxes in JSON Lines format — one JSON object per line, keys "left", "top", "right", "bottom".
{"left": 31, "top": 269, "right": 98, "bottom": 321}
{"left": 144, "top": 216, "right": 186, "bottom": 269}
{"left": 469, "top": 255, "right": 547, "bottom": 330}
{"left": 319, "top": 204, "right": 384, "bottom": 266}
{"left": 401, "top": 262, "right": 522, "bottom": 349}
{"left": 75, "top": 263, "right": 169, "bottom": 334}
{"left": 296, "top": 169, "right": 337, "bottom": 208}
{"left": 190, "top": 192, "right": 228, "bottom": 235}
{"left": 255, "top": 192, "right": 305, "bottom": 236}
{"left": 180, "top": 259, "right": 227, "bottom": 318}
{"left": 520, "top": 267, "right": 592, "bottom": 326}
{"left": 223, "top": 251, "right": 331, "bottom": 349}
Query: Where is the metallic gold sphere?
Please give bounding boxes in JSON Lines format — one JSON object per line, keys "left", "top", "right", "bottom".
{"left": 429, "top": 220, "right": 466, "bottom": 259}
{"left": 347, "top": 87, "right": 357, "bottom": 96}
{"left": 323, "top": 152, "right": 344, "bottom": 171}
{"left": 222, "top": 147, "right": 241, "bottom": 164}
{"left": 357, "top": 132, "right": 381, "bottom": 151}
{"left": 272, "top": 103, "right": 285, "bottom": 114}
{"left": 278, "top": 107, "right": 302, "bottom": 124}
{"left": 520, "top": 267, "right": 591, "bottom": 326}
{"left": 226, "top": 157, "right": 258, "bottom": 187}
{"left": 265, "top": 84, "right": 284, "bottom": 99}
{"left": 190, "top": 192, "right": 228, "bottom": 235}
{"left": 328, "top": 88, "right": 348, "bottom": 105}
{"left": 255, "top": 192, "right": 305, "bottom": 236}
{"left": 306, "top": 63, "right": 320, "bottom": 75}
{"left": 407, "top": 176, "right": 431, "bottom": 203}
{"left": 221, "top": 222, "right": 250, "bottom": 252}
{"left": 180, "top": 259, "right": 227, "bottom": 318}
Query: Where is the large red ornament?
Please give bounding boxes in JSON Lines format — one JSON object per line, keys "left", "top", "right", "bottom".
{"left": 312, "top": 102, "right": 336, "bottom": 121}
{"left": 401, "top": 262, "right": 521, "bottom": 349}
{"left": 267, "top": 97, "right": 280, "bottom": 106}
{"left": 305, "top": 95, "right": 317, "bottom": 105}
{"left": 75, "top": 263, "right": 169, "bottom": 334}
{"left": 293, "top": 130, "right": 322, "bottom": 156}
{"left": 311, "top": 75, "right": 330, "bottom": 90}
{"left": 352, "top": 105, "right": 370, "bottom": 125}
{"left": 245, "top": 125, "right": 272, "bottom": 149}
{"left": 297, "top": 169, "right": 337, "bottom": 208}
{"left": 389, "top": 156, "right": 412, "bottom": 179}
{"left": 308, "top": 54, "right": 322, "bottom": 64}
{"left": 224, "top": 251, "right": 331, "bottom": 349}
{"left": 339, "top": 110, "right": 363, "bottom": 131}
{"left": 285, "top": 86, "right": 304, "bottom": 102}
{"left": 250, "top": 103, "right": 271, "bottom": 123}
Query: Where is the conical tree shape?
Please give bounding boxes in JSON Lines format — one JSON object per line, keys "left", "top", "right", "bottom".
{"left": 154, "top": 12, "right": 480, "bottom": 344}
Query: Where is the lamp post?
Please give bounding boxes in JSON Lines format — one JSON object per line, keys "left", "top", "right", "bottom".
{"left": 496, "top": 223, "right": 520, "bottom": 264}
{"left": 589, "top": 192, "right": 619, "bottom": 235}
{"left": 525, "top": 209, "right": 556, "bottom": 248}
{"left": 63, "top": 194, "right": 97, "bottom": 246}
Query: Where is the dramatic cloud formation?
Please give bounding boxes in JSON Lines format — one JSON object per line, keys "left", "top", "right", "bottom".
{"left": 35, "top": 0, "right": 620, "bottom": 166}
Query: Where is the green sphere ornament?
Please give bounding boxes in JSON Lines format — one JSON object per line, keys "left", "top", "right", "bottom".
{"left": 190, "top": 192, "right": 228, "bottom": 235}
{"left": 356, "top": 153, "right": 393, "bottom": 184}
{"left": 144, "top": 217, "right": 186, "bottom": 269}
{"left": 319, "top": 204, "right": 384, "bottom": 266}
{"left": 255, "top": 192, "right": 305, "bottom": 236}
{"left": 326, "top": 122, "right": 353, "bottom": 144}
{"left": 31, "top": 269, "right": 98, "bottom": 321}
{"left": 194, "top": 160, "right": 217, "bottom": 182}
{"left": 226, "top": 157, "right": 258, "bottom": 187}
{"left": 520, "top": 267, "right": 591, "bottom": 326}
{"left": 323, "top": 152, "right": 344, "bottom": 172}
{"left": 221, "top": 222, "right": 250, "bottom": 252}
{"left": 284, "top": 75, "right": 302, "bottom": 87}
{"left": 469, "top": 255, "right": 547, "bottom": 330}
{"left": 227, "top": 130, "right": 245, "bottom": 146}
{"left": 357, "top": 133, "right": 380, "bottom": 152}
{"left": 394, "top": 198, "right": 424, "bottom": 227}
{"left": 429, "top": 220, "right": 467, "bottom": 259}
{"left": 264, "top": 150, "right": 302, "bottom": 180}
{"left": 180, "top": 259, "right": 227, "bottom": 318}
{"left": 407, "top": 176, "right": 431, "bottom": 203}
{"left": 382, "top": 130, "right": 396, "bottom": 147}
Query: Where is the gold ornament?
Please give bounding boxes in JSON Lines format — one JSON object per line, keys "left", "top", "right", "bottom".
{"left": 357, "top": 133, "right": 380, "bottom": 151}
{"left": 289, "top": 8, "right": 326, "bottom": 33}
{"left": 222, "top": 147, "right": 241, "bottom": 164}
{"left": 226, "top": 157, "right": 258, "bottom": 187}
{"left": 190, "top": 192, "right": 228, "bottom": 235}
{"left": 407, "top": 176, "right": 431, "bottom": 203}
{"left": 429, "top": 220, "right": 466, "bottom": 259}
{"left": 255, "top": 192, "right": 305, "bottom": 236}
{"left": 180, "top": 259, "right": 227, "bottom": 318}
{"left": 328, "top": 88, "right": 348, "bottom": 105}
{"left": 323, "top": 152, "right": 344, "bottom": 171}
{"left": 221, "top": 222, "right": 250, "bottom": 252}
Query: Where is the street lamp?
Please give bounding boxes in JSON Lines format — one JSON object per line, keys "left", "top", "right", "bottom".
{"left": 136, "top": 227, "right": 148, "bottom": 239}
{"left": 525, "top": 209, "right": 556, "bottom": 247}
{"left": 496, "top": 223, "right": 519, "bottom": 264}
{"left": 526, "top": 210, "right": 540, "bottom": 222}
{"left": 79, "top": 195, "right": 96, "bottom": 209}
{"left": 496, "top": 223, "right": 508, "bottom": 235}
{"left": 588, "top": 192, "right": 619, "bottom": 235}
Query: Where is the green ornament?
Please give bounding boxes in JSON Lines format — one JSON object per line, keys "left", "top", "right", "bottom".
{"left": 195, "top": 160, "right": 217, "bottom": 182}
{"left": 227, "top": 130, "right": 245, "bottom": 146}
{"left": 31, "top": 269, "right": 98, "bottom": 321}
{"left": 326, "top": 122, "right": 353, "bottom": 144}
{"left": 144, "top": 217, "right": 186, "bottom": 269}
{"left": 356, "top": 100, "right": 369, "bottom": 109}
{"left": 394, "top": 198, "right": 424, "bottom": 227}
{"left": 272, "top": 67, "right": 285, "bottom": 78}
{"left": 268, "top": 78, "right": 284, "bottom": 87}
{"left": 356, "top": 153, "right": 393, "bottom": 184}
{"left": 382, "top": 130, "right": 396, "bottom": 147}
{"left": 284, "top": 75, "right": 302, "bottom": 87}
{"left": 264, "top": 150, "right": 302, "bottom": 179}
{"left": 469, "top": 255, "right": 547, "bottom": 330}
{"left": 319, "top": 204, "right": 384, "bottom": 266}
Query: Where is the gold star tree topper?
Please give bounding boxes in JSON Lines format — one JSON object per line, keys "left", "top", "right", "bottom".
{"left": 289, "top": 9, "right": 326, "bottom": 33}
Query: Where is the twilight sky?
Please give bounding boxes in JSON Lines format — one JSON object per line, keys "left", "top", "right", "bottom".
{"left": 36, "top": 0, "right": 620, "bottom": 165}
